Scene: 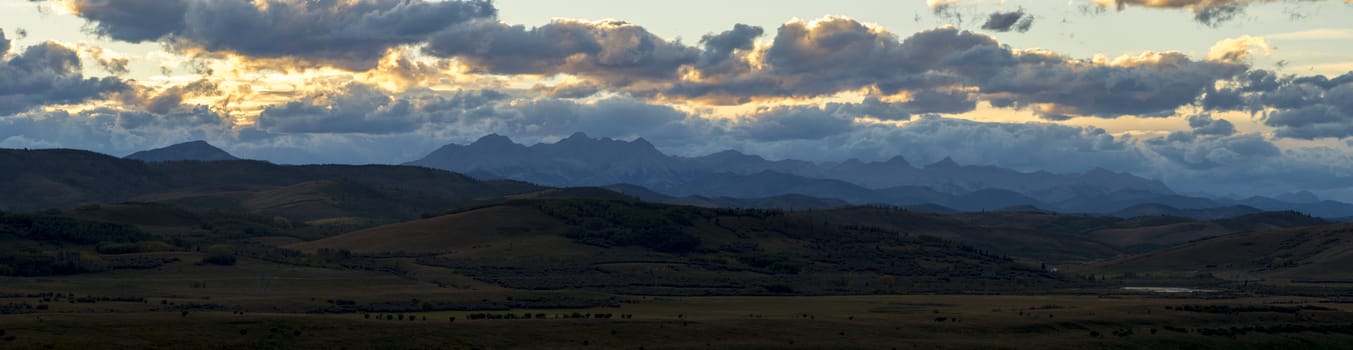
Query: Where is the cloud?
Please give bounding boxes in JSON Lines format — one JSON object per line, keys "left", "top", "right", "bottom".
{"left": 1091, "top": 0, "right": 1334, "bottom": 26}
{"left": 1264, "top": 28, "right": 1353, "bottom": 41}
{"left": 1268, "top": 104, "right": 1353, "bottom": 139}
{"left": 659, "top": 21, "right": 994, "bottom": 107}
{"left": 0, "top": 106, "right": 231, "bottom": 156}
{"left": 926, "top": 0, "right": 963, "bottom": 9}
{"left": 978, "top": 50, "right": 1247, "bottom": 119}
{"left": 254, "top": 84, "right": 508, "bottom": 135}
{"left": 696, "top": 24, "right": 764, "bottom": 75}
{"left": 0, "top": 41, "right": 130, "bottom": 114}
{"left": 734, "top": 105, "right": 857, "bottom": 142}
{"left": 64, "top": 0, "right": 496, "bottom": 70}
{"left": 1186, "top": 114, "right": 1237, "bottom": 136}
{"left": 54, "top": 6, "right": 1251, "bottom": 121}
{"left": 653, "top": 20, "right": 1246, "bottom": 119}
{"left": 0, "top": 29, "right": 10, "bottom": 57}
{"left": 1147, "top": 132, "right": 1280, "bottom": 169}
{"left": 1207, "top": 35, "right": 1272, "bottom": 63}
{"left": 121, "top": 78, "right": 220, "bottom": 115}
{"left": 77, "top": 43, "right": 131, "bottom": 75}
{"left": 1205, "top": 70, "right": 1353, "bottom": 139}
{"left": 531, "top": 80, "right": 602, "bottom": 99}
{"left": 425, "top": 18, "right": 701, "bottom": 86}
{"left": 981, "top": 9, "right": 1035, "bottom": 33}
{"left": 66, "top": 0, "right": 190, "bottom": 42}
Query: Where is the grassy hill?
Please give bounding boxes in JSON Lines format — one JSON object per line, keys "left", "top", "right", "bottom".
{"left": 1092, "top": 223, "right": 1353, "bottom": 281}
{"left": 0, "top": 148, "right": 545, "bottom": 223}
{"left": 790, "top": 207, "right": 1329, "bottom": 264}
{"left": 293, "top": 199, "right": 1062, "bottom": 295}
{"left": 291, "top": 205, "right": 575, "bottom": 256}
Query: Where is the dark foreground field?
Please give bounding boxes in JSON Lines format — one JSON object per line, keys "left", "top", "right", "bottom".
{"left": 4, "top": 292, "right": 1353, "bottom": 349}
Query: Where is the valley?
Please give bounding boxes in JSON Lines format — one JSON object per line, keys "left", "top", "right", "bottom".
{"left": 2, "top": 147, "right": 1352, "bottom": 348}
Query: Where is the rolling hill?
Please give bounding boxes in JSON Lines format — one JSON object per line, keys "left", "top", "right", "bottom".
{"left": 292, "top": 198, "right": 1064, "bottom": 295}
{"left": 1092, "top": 222, "right": 1353, "bottom": 281}
{"left": 790, "top": 207, "right": 1330, "bottom": 263}
{"left": 124, "top": 140, "right": 239, "bottom": 162}
{"left": 603, "top": 184, "right": 850, "bottom": 210}
{"left": 0, "top": 148, "right": 544, "bottom": 223}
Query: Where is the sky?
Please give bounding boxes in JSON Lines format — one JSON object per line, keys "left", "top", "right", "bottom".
{"left": 1, "top": 0, "right": 1352, "bottom": 200}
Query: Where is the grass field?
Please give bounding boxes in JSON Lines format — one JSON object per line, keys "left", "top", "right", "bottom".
{"left": 4, "top": 294, "right": 1353, "bottom": 349}
{"left": 5, "top": 253, "right": 1352, "bottom": 349}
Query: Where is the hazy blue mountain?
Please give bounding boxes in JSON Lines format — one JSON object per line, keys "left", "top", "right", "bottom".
{"left": 1230, "top": 196, "right": 1353, "bottom": 219}
{"left": 124, "top": 141, "right": 239, "bottom": 162}
{"left": 408, "top": 133, "right": 1352, "bottom": 217}
{"left": 1275, "top": 191, "right": 1321, "bottom": 204}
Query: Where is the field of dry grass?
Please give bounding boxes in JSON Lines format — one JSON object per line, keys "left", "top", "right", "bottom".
{"left": 4, "top": 293, "right": 1353, "bottom": 349}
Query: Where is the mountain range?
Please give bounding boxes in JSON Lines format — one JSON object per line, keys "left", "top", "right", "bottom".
{"left": 406, "top": 133, "right": 1353, "bottom": 218}
{"left": 33, "top": 137, "right": 1349, "bottom": 219}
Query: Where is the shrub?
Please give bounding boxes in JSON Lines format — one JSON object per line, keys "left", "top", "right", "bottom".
{"left": 198, "top": 245, "right": 237, "bottom": 266}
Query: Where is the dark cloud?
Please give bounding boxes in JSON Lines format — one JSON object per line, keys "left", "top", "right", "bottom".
{"left": 1095, "top": 0, "right": 1331, "bottom": 26}
{"left": 1194, "top": 4, "right": 1245, "bottom": 25}
{"left": 703, "top": 23, "right": 768, "bottom": 70}
{"left": 65, "top": 0, "right": 496, "bottom": 70}
{"left": 0, "top": 42, "right": 129, "bottom": 114}
{"left": 975, "top": 51, "right": 1247, "bottom": 119}
{"left": 663, "top": 21, "right": 1244, "bottom": 119}
{"left": 734, "top": 105, "right": 857, "bottom": 142}
{"left": 1269, "top": 105, "right": 1353, "bottom": 139}
{"left": 0, "top": 29, "right": 10, "bottom": 57}
{"left": 425, "top": 19, "right": 700, "bottom": 85}
{"left": 764, "top": 21, "right": 991, "bottom": 88}
{"left": 67, "top": 0, "right": 189, "bottom": 42}
{"left": 1186, "top": 114, "right": 1237, "bottom": 136}
{"left": 1205, "top": 70, "right": 1353, "bottom": 139}
{"left": 256, "top": 84, "right": 422, "bottom": 134}
{"left": 829, "top": 98, "right": 913, "bottom": 121}
{"left": 659, "top": 23, "right": 994, "bottom": 103}
{"left": 981, "top": 10, "right": 1034, "bottom": 33}
{"left": 899, "top": 89, "right": 977, "bottom": 114}
{"left": 1146, "top": 133, "right": 1280, "bottom": 170}
{"left": 54, "top": 3, "right": 1252, "bottom": 121}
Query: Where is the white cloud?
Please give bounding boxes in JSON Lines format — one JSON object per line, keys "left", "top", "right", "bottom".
{"left": 1265, "top": 29, "right": 1353, "bottom": 41}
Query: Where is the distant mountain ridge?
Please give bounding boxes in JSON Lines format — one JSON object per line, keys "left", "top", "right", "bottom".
{"left": 125, "top": 140, "right": 239, "bottom": 162}
{"left": 0, "top": 148, "right": 543, "bottom": 218}
{"left": 408, "top": 133, "right": 1353, "bottom": 218}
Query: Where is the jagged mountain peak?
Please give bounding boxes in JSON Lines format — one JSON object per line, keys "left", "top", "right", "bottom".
{"left": 630, "top": 137, "right": 655, "bottom": 148}
{"left": 1086, "top": 166, "right": 1116, "bottom": 176}
{"left": 928, "top": 156, "right": 960, "bottom": 168}
{"left": 884, "top": 155, "right": 913, "bottom": 167}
